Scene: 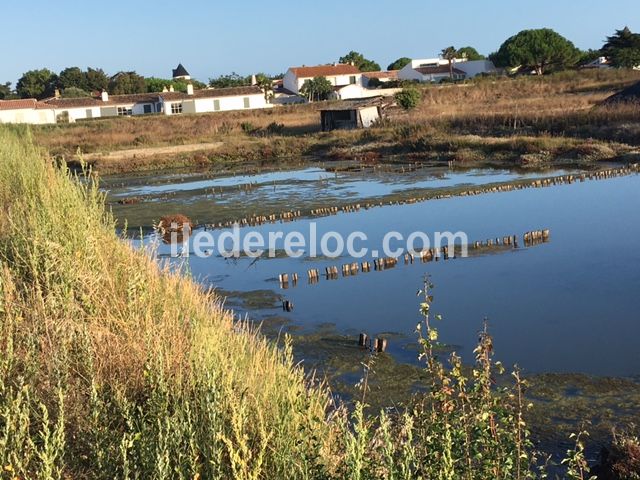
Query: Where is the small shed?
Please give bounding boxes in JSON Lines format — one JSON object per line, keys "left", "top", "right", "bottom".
{"left": 320, "top": 98, "right": 385, "bottom": 131}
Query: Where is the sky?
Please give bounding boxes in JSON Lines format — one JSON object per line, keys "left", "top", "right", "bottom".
{"left": 1, "top": 0, "right": 638, "bottom": 85}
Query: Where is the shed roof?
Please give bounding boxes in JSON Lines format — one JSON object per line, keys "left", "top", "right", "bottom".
{"left": 289, "top": 64, "right": 361, "bottom": 78}
{"left": 320, "top": 97, "right": 385, "bottom": 111}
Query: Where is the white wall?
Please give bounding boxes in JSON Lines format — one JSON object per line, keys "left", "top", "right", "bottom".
{"left": 284, "top": 69, "right": 363, "bottom": 94}
{"left": 359, "top": 106, "right": 380, "bottom": 128}
{"left": 187, "top": 94, "right": 270, "bottom": 115}
{"left": 333, "top": 84, "right": 365, "bottom": 100}
{"left": 0, "top": 108, "right": 55, "bottom": 124}
{"left": 453, "top": 60, "right": 496, "bottom": 78}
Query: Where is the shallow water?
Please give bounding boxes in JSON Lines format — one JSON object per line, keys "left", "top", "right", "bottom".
{"left": 113, "top": 164, "right": 640, "bottom": 378}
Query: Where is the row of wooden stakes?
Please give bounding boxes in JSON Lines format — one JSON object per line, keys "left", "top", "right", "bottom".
{"left": 201, "top": 165, "right": 639, "bottom": 232}
{"left": 277, "top": 231, "right": 549, "bottom": 288}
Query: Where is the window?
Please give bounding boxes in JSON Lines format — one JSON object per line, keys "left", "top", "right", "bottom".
{"left": 117, "top": 107, "right": 132, "bottom": 116}
{"left": 171, "top": 103, "right": 183, "bottom": 114}
{"left": 85, "top": 109, "right": 93, "bottom": 119}
{"left": 143, "top": 104, "right": 152, "bottom": 114}
{"left": 349, "top": 75, "right": 357, "bottom": 85}
{"left": 213, "top": 99, "right": 221, "bottom": 111}
{"left": 243, "top": 97, "right": 250, "bottom": 109}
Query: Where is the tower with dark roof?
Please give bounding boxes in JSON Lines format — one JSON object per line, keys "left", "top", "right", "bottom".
{"left": 172, "top": 64, "right": 191, "bottom": 81}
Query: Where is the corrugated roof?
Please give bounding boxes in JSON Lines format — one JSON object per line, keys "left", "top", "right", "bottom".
{"left": 415, "top": 65, "right": 466, "bottom": 75}
{"left": 320, "top": 97, "right": 386, "bottom": 111}
{"left": 289, "top": 64, "right": 361, "bottom": 78}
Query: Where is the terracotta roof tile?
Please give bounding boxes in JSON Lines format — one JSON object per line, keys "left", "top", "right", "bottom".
{"left": 289, "top": 64, "right": 361, "bottom": 78}
{"left": 362, "top": 70, "right": 399, "bottom": 79}
{"left": 0, "top": 99, "right": 37, "bottom": 110}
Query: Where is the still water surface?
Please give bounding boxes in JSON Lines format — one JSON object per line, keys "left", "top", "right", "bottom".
{"left": 110, "top": 165, "right": 640, "bottom": 378}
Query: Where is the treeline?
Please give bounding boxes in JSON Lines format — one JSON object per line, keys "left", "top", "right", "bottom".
{"left": 0, "top": 69, "right": 281, "bottom": 101}
{"left": 1, "top": 26, "right": 638, "bottom": 101}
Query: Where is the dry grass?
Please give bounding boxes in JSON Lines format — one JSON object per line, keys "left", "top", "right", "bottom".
{"left": 27, "top": 69, "right": 640, "bottom": 174}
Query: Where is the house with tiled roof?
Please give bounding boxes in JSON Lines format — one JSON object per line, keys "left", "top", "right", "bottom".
{"left": 398, "top": 57, "right": 496, "bottom": 83}
{"left": 1, "top": 85, "right": 270, "bottom": 125}
{"left": 283, "top": 63, "right": 363, "bottom": 96}
{"left": 362, "top": 70, "right": 399, "bottom": 87}
{"left": 0, "top": 99, "right": 56, "bottom": 124}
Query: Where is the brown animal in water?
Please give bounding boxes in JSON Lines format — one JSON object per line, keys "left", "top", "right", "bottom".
{"left": 157, "top": 214, "right": 193, "bottom": 233}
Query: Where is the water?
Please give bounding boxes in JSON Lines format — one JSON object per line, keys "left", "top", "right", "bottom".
{"left": 112, "top": 165, "right": 640, "bottom": 378}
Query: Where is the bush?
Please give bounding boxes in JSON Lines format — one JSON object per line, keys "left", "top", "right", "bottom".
{"left": 395, "top": 87, "right": 422, "bottom": 110}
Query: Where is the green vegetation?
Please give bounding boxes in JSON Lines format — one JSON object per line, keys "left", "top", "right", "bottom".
{"left": 108, "top": 71, "right": 147, "bottom": 95}
{"left": 602, "top": 26, "right": 640, "bottom": 69}
{"left": 339, "top": 51, "right": 381, "bottom": 72}
{"left": 491, "top": 28, "right": 580, "bottom": 74}
{"left": 300, "top": 76, "right": 334, "bottom": 101}
{"left": 387, "top": 57, "right": 411, "bottom": 71}
{"left": 0, "top": 128, "right": 604, "bottom": 478}
{"left": 395, "top": 86, "right": 422, "bottom": 110}
{"left": 16, "top": 68, "right": 58, "bottom": 99}
{"left": 457, "top": 46, "right": 486, "bottom": 61}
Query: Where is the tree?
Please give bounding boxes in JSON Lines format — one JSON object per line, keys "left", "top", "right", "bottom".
{"left": 16, "top": 69, "right": 58, "bottom": 99}
{"left": 0, "top": 82, "right": 12, "bottom": 99}
{"left": 387, "top": 57, "right": 411, "bottom": 71}
{"left": 108, "top": 71, "right": 146, "bottom": 95}
{"left": 602, "top": 27, "right": 640, "bottom": 68}
{"left": 58, "top": 67, "right": 88, "bottom": 91}
{"left": 395, "top": 87, "right": 422, "bottom": 110}
{"left": 61, "top": 87, "right": 91, "bottom": 98}
{"left": 493, "top": 29, "right": 580, "bottom": 75}
{"left": 209, "top": 72, "right": 250, "bottom": 88}
{"left": 441, "top": 46, "right": 457, "bottom": 79}
{"left": 578, "top": 49, "right": 603, "bottom": 65}
{"left": 85, "top": 68, "right": 109, "bottom": 92}
{"left": 255, "top": 74, "right": 274, "bottom": 102}
{"left": 300, "top": 76, "right": 333, "bottom": 102}
{"left": 339, "top": 51, "right": 380, "bottom": 72}
{"left": 456, "top": 46, "right": 486, "bottom": 61}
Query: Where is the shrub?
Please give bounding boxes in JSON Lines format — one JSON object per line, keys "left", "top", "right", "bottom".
{"left": 395, "top": 87, "right": 422, "bottom": 110}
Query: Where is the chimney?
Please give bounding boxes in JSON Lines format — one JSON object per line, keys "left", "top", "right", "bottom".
{"left": 186, "top": 83, "right": 194, "bottom": 95}
{"left": 54, "top": 88, "right": 61, "bottom": 98}
{"left": 162, "top": 86, "right": 168, "bottom": 92}
{"left": 251, "top": 74, "right": 257, "bottom": 86}
{"left": 101, "top": 90, "right": 109, "bottom": 102}
{"left": 169, "top": 85, "right": 175, "bottom": 92}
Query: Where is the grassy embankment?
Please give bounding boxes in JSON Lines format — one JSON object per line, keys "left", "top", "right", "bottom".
{"left": 31, "top": 69, "right": 640, "bottom": 174}
{"left": 0, "top": 127, "right": 616, "bottom": 478}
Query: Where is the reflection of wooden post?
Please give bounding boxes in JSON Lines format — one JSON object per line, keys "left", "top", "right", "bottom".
{"left": 282, "top": 300, "right": 293, "bottom": 312}
{"left": 374, "top": 338, "right": 387, "bottom": 353}
{"left": 358, "top": 333, "right": 368, "bottom": 348}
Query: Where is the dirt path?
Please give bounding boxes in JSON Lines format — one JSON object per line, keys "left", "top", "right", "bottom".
{"left": 79, "top": 142, "right": 224, "bottom": 161}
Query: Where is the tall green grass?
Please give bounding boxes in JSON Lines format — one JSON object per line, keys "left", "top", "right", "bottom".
{"left": 0, "top": 127, "right": 593, "bottom": 478}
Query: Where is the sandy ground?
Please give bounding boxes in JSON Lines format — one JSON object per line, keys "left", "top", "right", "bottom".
{"left": 78, "top": 142, "right": 224, "bottom": 161}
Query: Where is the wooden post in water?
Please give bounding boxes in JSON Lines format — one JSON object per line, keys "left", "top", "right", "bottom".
{"left": 358, "top": 333, "right": 368, "bottom": 348}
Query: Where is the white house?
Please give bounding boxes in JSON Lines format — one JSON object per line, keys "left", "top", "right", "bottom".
{"left": 398, "top": 57, "right": 496, "bottom": 83}
{"left": 2, "top": 85, "right": 270, "bottom": 125}
{"left": 283, "top": 64, "right": 362, "bottom": 94}
{"left": 361, "top": 70, "right": 399, "bottom": 87}
{"left": 453, "top": 60, "right": 497, "bottom": 78}
{"left": 0, "top": 99, "right": 56, "bottom": 124}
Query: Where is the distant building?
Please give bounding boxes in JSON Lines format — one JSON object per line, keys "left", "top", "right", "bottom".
{"left": 172, "top": 63, "right": 191, "bottom": 81}
{"left": 581, "top": 56, "right": 612, "bottom": 69}
{"left": 398, "top": 57, "right": 496, "bottom": 83}
{"left": 0, "top": 99, "right": 55, "bottom": 125}
{"left": 320, "top": 98, "right": 385, "bottom": 131}
{"left": 283, "top": 64, "right": 362, "bottom": 95}
{"left": 361, "top": 70, "right": 399, "bottom": 87}
{"left": 1, "top": 85, "right": 270, "bottom": 125}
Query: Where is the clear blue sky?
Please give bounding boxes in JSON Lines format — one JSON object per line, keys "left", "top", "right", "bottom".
{"left": 2, "top": 0, "right": 637, "bottom": 85}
